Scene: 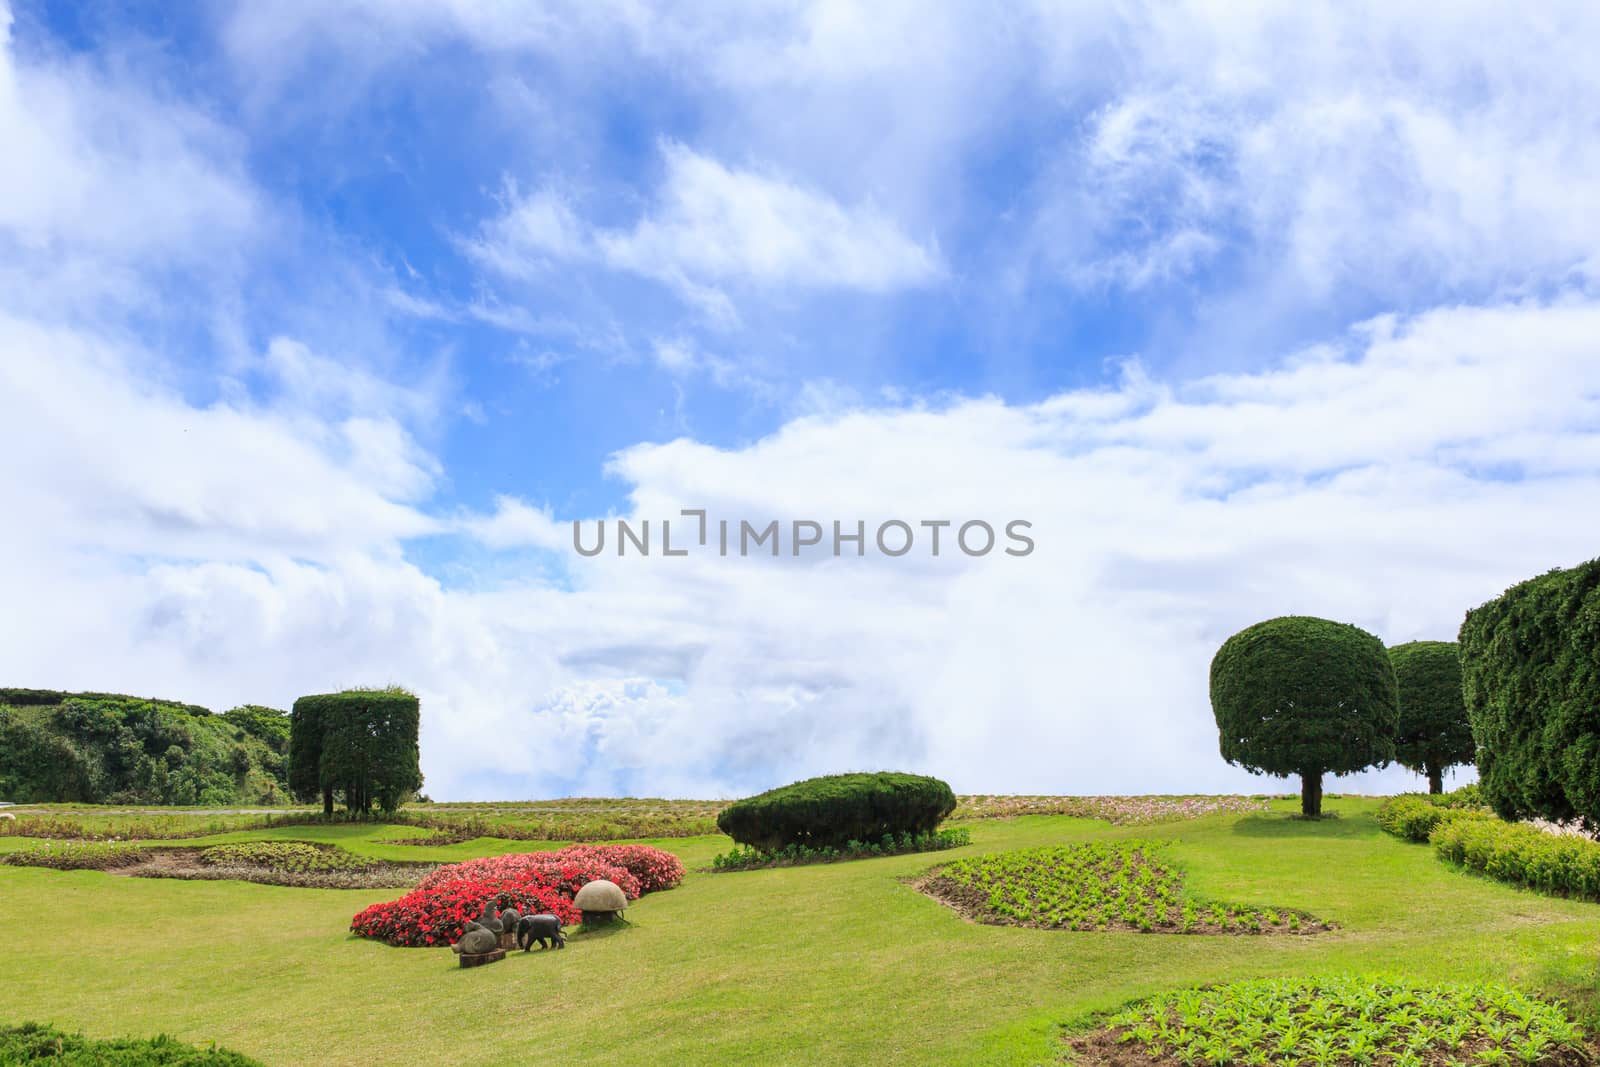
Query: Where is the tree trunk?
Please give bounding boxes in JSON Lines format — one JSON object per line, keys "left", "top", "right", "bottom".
{"left": 322, "top": 785, "right": 334, "bottom": 818}
{"left": 1300, "top": 772, "right": 1323, "bottom": 817}
{"left": 1427, "top": 764, "right": 1443, "bottom": 795}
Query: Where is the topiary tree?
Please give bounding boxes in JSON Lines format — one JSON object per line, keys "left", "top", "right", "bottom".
{"left": 716, "top": 771, "right": 955, "bottom": 852}
{"left": 290, "top": 688, "right": 422, "bottom": 815}
{"left": 1388, "top": 641, "right": 1474, "bottom": 794}
{"left": 1210, "top": 616, "right": 1400, "bottom": 816}
{"left": 288, "top": 696, "right": 334, "bottom": 816}
{"left": 1460, "top": 557, "right": 1600, "bottom": 827}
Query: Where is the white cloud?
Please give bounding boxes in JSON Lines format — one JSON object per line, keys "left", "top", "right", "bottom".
{"left": 468, "top": 142, "right": 944, "bottom": 320}
{"left": 6, "top": 295, "right": 1598, "bottom": 799}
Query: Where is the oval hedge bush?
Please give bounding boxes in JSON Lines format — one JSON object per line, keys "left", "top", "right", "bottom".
{"left": 716, "top": 772, "right": 956, "bottom": 853}
{"left": 1210, "top": 616, "right": 1399, "bottom": 816}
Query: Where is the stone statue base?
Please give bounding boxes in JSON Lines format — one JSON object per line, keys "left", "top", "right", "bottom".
{"left": 458, "top": 948, "right": 506, "bottom": 969}
{"left": 498, "top": 931, "right": 516, "bottom": 952}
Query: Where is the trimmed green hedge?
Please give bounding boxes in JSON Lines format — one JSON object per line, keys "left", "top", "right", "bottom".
{"left": 1432, "top": 817, "right": 1600, "bottom": 901}
{"left": 289, "top": 688, "right": 421, "bottom": 815}
{"left": 1460, "top": 556, "right": 1600, "bottom": 826}
{"left": 716, "top": 772, "right": 956, "bottom": 852}
{"left": 1389, "top": 641, "right": 1474, "bottom": 794}
{"left": 1210, "top": 616, "right": 1399, "bottom": 816}
{"left": 0, "top": 1023, "right": 262, "bottom": 1064}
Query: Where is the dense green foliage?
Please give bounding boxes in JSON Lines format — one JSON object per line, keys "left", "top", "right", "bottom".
{"left": 1432, "top": 816, "right": 1600, "bottom": 902}
{"left": 1375, "top": 793, "right": 1488, "bottom": 843}
{"left": 715, "top": 771, "right": 955, "bottom": 852}
{"left": 1210, "top": 616, "right": 1399, "bottom": 815}
{"left": 0, "top": 690, "right": 288, "bottom": 805}
{"left": 198, "top": 841, "right": 373, "bottom": 873}
{"left": 288, "top": 688, "right": 422, "bottom": 815}
{"left": 1390, "top": 641, "right": 1475, "bottom": 793}
{"left": 0, "top": 1023, "right": 262, "bottom": 1065}
{"left": 927, "top": 842, "right": 1325, "bottom": 934}
{"left": 1460, "top": 557, "right": 1600, "bottom": 826}
{"left": 1082, "top": 976, "right": 1588, "bottom": 1067}
{"left": 710, "top": 827, "right": 968, "bottom": 871}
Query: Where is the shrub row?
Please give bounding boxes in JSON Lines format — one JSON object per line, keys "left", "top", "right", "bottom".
{"left": 0, "top": 840, "right": 143, "bottom": 870}
{"left": 716, "top": 772, "right": 956, "bottom": 852}
{"left": 1432, "top": 817, "right": 1600, "bottom": 901}
{"left": 1374, "top": 792, "right": 1489, "bottom": 843}
{"left": 711, "top": 827, "right": 970, "bottom": 872}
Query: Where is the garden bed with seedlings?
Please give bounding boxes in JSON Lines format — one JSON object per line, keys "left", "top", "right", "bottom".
{"left": 1066, "top": 977, "right": 1595, "bottom": 1066}
{"left": 1, "top": 838, "right": 438, "bottom": 888}
{"left": 915, "top": 841, "right": 1331, "bottom": 935}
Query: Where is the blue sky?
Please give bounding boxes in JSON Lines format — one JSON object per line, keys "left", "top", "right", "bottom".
{"left": 4, "top": 1, "right": 1600, "bottom": 799}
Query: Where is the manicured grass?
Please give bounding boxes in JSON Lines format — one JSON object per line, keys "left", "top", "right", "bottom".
{"left": 2, "top": 798, "right": 1599, "bottom": 1066}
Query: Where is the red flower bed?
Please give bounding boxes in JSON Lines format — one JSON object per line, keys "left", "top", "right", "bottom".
{"left": 558, "top": 844, "right": 685, "bottom": 894}
{"left": 415, "top": 852, "right": 642, "bottom": 899}
{"left": 351, "top": 844, "right": 684, "bottom": 947}
{"left": 350, "top": 876, "right": 578, "bottom": 948}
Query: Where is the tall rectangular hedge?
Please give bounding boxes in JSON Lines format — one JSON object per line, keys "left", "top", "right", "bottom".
{"left": 289, "top": 689, "right": 422, "bottom": 815}
{"left": 1459, "top": 557, "right": 1600, "bottom": 826}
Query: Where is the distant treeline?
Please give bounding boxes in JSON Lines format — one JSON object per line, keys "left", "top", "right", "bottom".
{"left": 0, "top": 688, "right": 291, "bottom": 805}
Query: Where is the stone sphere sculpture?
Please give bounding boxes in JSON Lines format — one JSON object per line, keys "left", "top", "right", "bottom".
{"left": 573, "top": 879, "right": 627, "bottom": 925}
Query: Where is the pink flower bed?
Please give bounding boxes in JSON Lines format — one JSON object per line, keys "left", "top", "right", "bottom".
{"left": 351, "top": 843, "right": 684, "bottom": 948}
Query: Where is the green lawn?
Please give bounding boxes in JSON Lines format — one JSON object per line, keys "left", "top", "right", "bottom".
{"left": 1, "top": 797, "right": 1597, "bottom": 1066}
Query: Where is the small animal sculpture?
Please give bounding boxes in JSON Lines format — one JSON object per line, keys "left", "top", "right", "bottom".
{"left": 498, "top": 907, "right": 521, "bottom": 932}
{"left": 474, "top": 899, "right": 504, "bottom": 935}
{"left": 515, "top": 913, "right": 566, "bottom": 951}
{"left": 452, "top": 919, "right": 499, "bottom": 956}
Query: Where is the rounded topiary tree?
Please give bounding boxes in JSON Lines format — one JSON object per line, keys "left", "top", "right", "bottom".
{"left": 1389, "top": 640, "right": 1474, "bottom": 795}
{"left": 1210, "top": 616, "right": 1399, "bottom": 816}
{"left": 1460, "top": 557, "right": 1600, "bottom": 826}
{"left": 716, "top": 771, "right": 955, "bottom": 853}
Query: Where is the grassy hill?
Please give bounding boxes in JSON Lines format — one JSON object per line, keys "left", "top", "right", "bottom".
{"left": 0, "top": 688, "right": 290, "bottom": 806}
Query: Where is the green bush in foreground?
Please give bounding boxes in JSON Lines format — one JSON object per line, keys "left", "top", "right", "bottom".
{"left": 1461, "top": 556, "right": 1600, "bottom": 827}
{"left": 1432, "top": 816, "right": 1600, "bottom": 901}
{"left": 1375, "top": 793, "right": 1490, "bottom": 843}
{"left": 711, "top": 827, "right": 967, "bottom": 871}
{"left": 1210, "top": 616, "right": 1399, "bottom": 816}
{"left": 0, "top": 840, "right": 143, "bottom": 871}
{"left": 0, "top": 1022, "right": 262, "bottom": 1065}
{"left": 1077, "top": 976, "right": 1588, "bottom": 1066}
{"left": 715, "top": 771, "right": 956, "bottom": 852}
{"left": 198, "top": 841, "right": 372, "bottom": 873}
{"left": 1390, "top": 640, "right": 1475, "bottom": 794}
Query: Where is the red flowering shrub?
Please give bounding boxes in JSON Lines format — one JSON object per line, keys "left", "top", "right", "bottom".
{"left": 350, "top": 876, "right": 578, "bottom": 948}
{"left": 556, "top": 844, "right": 685, "bottom": 893}
{"left": 415, "top": 853, "right": 641, "bottom": 899}
{"left": 351, "top": 844, "right": 683, "bottom": 947}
